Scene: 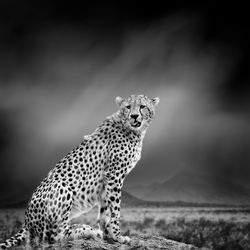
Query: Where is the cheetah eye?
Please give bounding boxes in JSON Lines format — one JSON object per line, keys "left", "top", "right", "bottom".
{"left": 140, "top": 105, "right": 146, "bottom": 109}
{"left": 126, "top": 105, "right": 131, "bottom": 109}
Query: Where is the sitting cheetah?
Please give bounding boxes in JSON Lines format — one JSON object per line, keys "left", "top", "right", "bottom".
{"left": 0, "top": 94, "right": 159, "bottom": 249}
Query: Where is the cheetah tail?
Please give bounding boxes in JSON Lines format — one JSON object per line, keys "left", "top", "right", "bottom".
{"left": 0, "top": 227, "right": 27, "bottom": 249}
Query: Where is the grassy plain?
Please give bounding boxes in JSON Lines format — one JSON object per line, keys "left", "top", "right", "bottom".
{"left": 0, "top": 206, "right": 249, "bottom": 249}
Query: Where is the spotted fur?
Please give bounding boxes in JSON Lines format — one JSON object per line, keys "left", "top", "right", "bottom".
{"left": 0, "top": 94, "right": 159, "bottom": 248}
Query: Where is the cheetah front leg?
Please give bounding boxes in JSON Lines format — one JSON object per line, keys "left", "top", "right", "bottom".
{"left": 98, "top": 181, "right": 130, "bottom": 244}
{"left": 97, "top": 198, "right": 110, "bottom": 235}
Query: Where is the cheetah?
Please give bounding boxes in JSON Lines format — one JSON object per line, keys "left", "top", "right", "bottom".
{"left": 0, "top": 94, "right": 159, "bottom": 249}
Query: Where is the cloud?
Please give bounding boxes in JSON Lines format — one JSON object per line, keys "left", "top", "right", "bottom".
{"left": 0, "top": 14, "right": 250, "bottom": 199}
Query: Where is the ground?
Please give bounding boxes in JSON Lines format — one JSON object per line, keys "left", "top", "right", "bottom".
{"left": 0, "top": 206, "right": 250, "bottom": 249}
{"left": 20, "top": 235, "right": 198, "bottom": 250}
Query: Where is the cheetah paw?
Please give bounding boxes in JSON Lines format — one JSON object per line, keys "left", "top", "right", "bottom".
{"left": 119, "top": 236, "right": 131, "bottom": 244}
{"left": 93, "top": 229, "right": 104, "bottom": 240}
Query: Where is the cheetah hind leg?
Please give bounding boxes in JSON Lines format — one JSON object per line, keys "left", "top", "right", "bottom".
{"left": 57, "top": 223, "right": 103, "bottom": 242}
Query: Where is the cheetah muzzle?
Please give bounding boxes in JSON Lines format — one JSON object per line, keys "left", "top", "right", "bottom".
{"left": 130, "top": 119, "right": 142, "bottom": 128}
{"left": 0, "top": 94, "right": 159, "bottom": 249}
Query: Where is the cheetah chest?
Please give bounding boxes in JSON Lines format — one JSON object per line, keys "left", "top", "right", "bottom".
{"left": 128, "top": 142, "right": 142, "bottom": 173}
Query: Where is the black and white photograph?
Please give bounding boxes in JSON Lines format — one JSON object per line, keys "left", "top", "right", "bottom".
{"left": 0, "top": 2, "right": 250, "bottom": 249}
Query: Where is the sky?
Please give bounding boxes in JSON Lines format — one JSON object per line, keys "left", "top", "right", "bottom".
{"left": 0, "top": 2, "right": 250, "bottom": 201}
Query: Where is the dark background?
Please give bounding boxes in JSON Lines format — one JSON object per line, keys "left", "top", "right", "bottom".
{"left": 0, "top": 1, "right": 250, "bottom": 203}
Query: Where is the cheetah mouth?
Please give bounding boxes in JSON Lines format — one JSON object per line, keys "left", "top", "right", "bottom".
{"left": 130, "top": 121, "right": 142, "bottom": 128}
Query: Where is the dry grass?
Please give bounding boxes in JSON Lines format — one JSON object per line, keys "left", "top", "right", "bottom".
{"left": 0, "top": 207, "right": 250, "bottom": 249}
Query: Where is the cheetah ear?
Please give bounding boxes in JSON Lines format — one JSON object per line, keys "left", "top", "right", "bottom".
{"left": 116, "top": 96, "right": 124, "bottom": 106}
{"left": 151, "top": 97, "right": 160, "bottom": 106}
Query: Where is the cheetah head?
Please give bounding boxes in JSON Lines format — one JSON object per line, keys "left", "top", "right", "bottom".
{"left": 115, "top": 94, "right": 160, "bottom": 132}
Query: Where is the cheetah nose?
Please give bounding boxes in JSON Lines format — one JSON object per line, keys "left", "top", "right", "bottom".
{"left": 130, "top": 114, "right": 139, "bottom": 120}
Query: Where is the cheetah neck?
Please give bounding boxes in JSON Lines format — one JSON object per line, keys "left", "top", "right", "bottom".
{"left": 106, "top": 112, "right": 146, "bottom": 141}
